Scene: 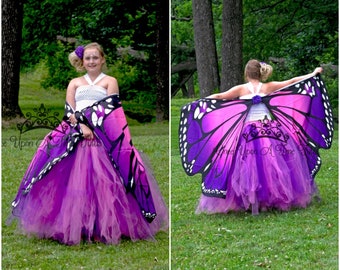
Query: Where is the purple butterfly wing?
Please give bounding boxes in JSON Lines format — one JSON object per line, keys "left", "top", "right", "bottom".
{"left": 179, "top": 98, "right": 249, "bottom": 197}
{"left": 82, "top": 96, "right": 157, "bottom": 222}
{"left": 263, "top": 74, "right": 334, "bottom": 176}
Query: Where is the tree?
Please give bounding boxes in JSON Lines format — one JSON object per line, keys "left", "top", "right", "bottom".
{"left": 2, "top": 0, "right": 24, "bottom": 119}
{"left": 192, "top": 0, "right": 220, "bottom": 97}
{"left": 171, "top": 1, "right": 196, "bottom": 98}
{"left": 155, "top": 0, "right": 169, "bottom": 121}
{"left": 177, "top": 0, "right": 243, "bottom": 96}
{"left": 243, "top": 0, "right": 338, "bottom": 75}
{"left": 221, "top": 0, "right": 243, "bottom": 91}
{"left": 172, "top": 0, "right": 337, "bottom": 101}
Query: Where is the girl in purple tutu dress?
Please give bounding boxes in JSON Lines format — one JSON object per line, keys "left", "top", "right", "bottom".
{"left": 179, "top": 60, "right": 334, "bottom": 215}
{"left": 9, "top": 42, "right": 168, "bottom": 245}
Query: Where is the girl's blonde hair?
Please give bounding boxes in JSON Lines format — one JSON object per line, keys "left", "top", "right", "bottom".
{"left": 68, "top": 42, "right": 105, "bottom": 72}
{"left": 244, "top": 59, "right": 273, "bottom": 81}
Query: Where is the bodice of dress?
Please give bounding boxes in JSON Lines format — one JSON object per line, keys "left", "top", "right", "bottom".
{"left": 75, "top": 73, "right": 108, "bottom": 111}
{"left": 240, "top": 82, "right": 271, "bottom": 122}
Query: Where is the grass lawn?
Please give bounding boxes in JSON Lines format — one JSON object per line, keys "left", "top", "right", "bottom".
{"left": 2, "top": 72, "right": 169, "bottom": 269}
{"left": 171, "top": 98, "right": 338, "bottom": 270}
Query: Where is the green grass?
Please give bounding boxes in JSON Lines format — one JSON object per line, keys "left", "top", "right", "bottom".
{"left": 170, "top": 98, "right": 338, "bottom": 270}
{"left": 3, "top": 71, "right": 339, "bottom": 269}
{"left": 2, "top": 72, "right": 169, "bottom": 269}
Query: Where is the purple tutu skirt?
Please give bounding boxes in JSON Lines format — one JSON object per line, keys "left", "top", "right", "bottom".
{"left": 196, "top": 121, "right": 318, "bottom": 215}
{"left": 10, "top": 139, "right": 168, "bottom": 245}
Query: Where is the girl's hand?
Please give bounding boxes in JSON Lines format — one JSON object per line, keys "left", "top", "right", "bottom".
{"left": 313, "top": 67, "right": 323, "bottom": 75}
{"left": 69, "top": 114, "right": 77, "bottom": 125}
{"left": 80, "top": 124, "right": 94, "bottom": 140}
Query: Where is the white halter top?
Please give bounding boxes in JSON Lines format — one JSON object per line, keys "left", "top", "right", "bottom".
{"left": 240, "top": 82, "right": 271, "bottom": 122}
{"left": 75, "top": 73, "right": 107, "bottom": 111}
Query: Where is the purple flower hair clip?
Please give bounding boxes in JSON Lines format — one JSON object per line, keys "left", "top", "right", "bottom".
{"left": 75, "top": 46, "right": 84, "bottom": 59}
{"left": 252, "top": 95, "right": 262, "bottom": 104}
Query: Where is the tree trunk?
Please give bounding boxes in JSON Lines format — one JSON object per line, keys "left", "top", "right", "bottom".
{"left": 187, "top": 75, "right": 195, "bottom": 97}
{"left": 155, "top": 0, "right": 169, "bottom": 121}
{"left": 2, "top": 0, "right": 24, "bottom": 119}
{"left": 192, "top": 0, "right": 220, "bottom": 97}
{"left": 220, "top": 0, "right": 243, "bottom": 91}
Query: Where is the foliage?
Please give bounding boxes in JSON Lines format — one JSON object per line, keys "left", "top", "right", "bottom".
{"left": 107, "top": 55, "right": 155, "bottom": 101}
{"left": 20, "top": 0, "right": 162, "bottom": 120}
{"left": 171, "top": 0, "right": 338, "bottom": 106}
{"left": 37, "top": 41, "right": 158, "bottom": 111}
{"left": 171, "top": 99, "right": 338, "bottom": 269}
{"left": 40, "top": 42, "right": 78, "bottom": 90}
{"left": 21, "top": 0, "right": 157, "bottom": 67}
{"left": 171, "top": 0, "right": 195, "bottom": 63}
{"left": 171, "top": 0, "right": 195, "bottom": 97}
{"left": 243, "top": 0, "right": 338, "bottom": 73}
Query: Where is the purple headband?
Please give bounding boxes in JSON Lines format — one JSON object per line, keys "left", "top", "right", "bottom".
{"left": 75, "top": 46, "right": 84, "bottom": 59}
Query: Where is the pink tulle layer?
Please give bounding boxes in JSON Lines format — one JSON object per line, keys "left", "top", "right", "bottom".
{"left": 11, "top": 139, "right": 168, "bottom": 245}
{"left": 196, "top": 124, "right": 318, "bottom": 215}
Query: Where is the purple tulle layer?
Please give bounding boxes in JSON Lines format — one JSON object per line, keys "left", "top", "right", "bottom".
{"left": 10, "top": 139, "right": 168, "bottom": 245}
{"left": 196, "top": 122, "right": 318, "bottom": 215}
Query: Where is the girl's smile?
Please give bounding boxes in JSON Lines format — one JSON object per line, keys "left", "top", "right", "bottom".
{"left": 83, "top": 49, "right": 105, "bottom": 71}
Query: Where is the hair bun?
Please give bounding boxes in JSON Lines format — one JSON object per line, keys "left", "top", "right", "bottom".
{"left": 259, "top": 62, "right": 273, "bottom": 81}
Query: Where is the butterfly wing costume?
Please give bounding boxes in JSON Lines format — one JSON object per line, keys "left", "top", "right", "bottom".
{"left": 10, "top": 94, "right": 168, "bottom": 244}
{"left": 179, "top": 74, "right": 334, "bottom": 214}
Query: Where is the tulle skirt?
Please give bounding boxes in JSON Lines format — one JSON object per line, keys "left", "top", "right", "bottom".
{"left": 10, "top": 138, "right": 168, "bottom": 245}
{"left": 196, "top": 120, "right": 318, "bottom": 215}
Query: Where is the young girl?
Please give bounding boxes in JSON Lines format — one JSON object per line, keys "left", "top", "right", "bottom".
{"left": 179, "top": 59, "right": 333, "bottom": 215}
{"left": 9, "top": 42, "right": 168, "bottom": 245}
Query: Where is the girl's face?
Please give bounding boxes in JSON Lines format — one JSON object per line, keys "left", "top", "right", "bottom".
{"left": 83, "top": 48, "right": 105, "bottom": 73}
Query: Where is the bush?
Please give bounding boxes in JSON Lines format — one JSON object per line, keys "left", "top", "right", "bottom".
{"left": 31, "top": 42, "right": 158, "bottom": 122}
{"left": 40, "top": 41, "right": 79, "bottom": 90}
